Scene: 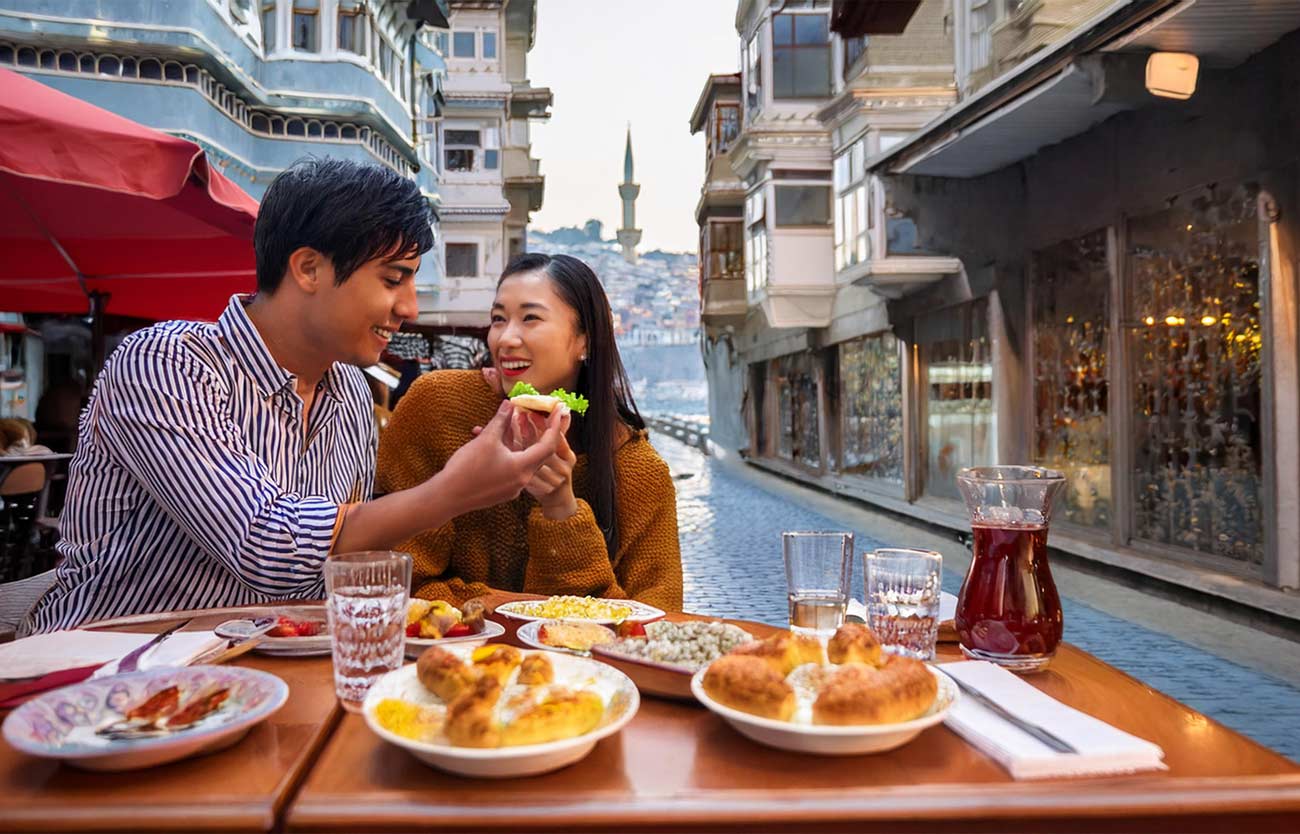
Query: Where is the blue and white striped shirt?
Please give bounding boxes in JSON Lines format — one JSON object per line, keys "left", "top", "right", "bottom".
{"left": 24, "top": 297, "right": 376, "bottom": 633}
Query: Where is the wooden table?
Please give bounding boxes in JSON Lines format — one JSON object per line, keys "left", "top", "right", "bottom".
{"left": 3, "top": 603, "right": 1299, "bottom": 833}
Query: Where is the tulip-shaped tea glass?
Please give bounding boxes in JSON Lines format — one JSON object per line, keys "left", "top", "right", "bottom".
{"left": 954, "top": 466, "right": 1066, "bottom": 673}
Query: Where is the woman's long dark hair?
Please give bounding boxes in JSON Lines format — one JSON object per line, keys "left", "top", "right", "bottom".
{"left": 498, "top": 253, "right": 644, "bottom": 557}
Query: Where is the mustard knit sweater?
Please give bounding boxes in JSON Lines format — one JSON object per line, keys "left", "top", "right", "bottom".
{"left": 375, "top": 370, "right": 683, "bottom": 611}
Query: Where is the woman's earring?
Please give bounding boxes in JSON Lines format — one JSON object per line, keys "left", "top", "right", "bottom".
{"left": 580, "top": 354, "right": 587, "bottom": 363}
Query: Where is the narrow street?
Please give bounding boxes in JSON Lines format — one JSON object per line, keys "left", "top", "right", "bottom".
{"left": 650, "top": 430, "right": 1300, "bottom": 763}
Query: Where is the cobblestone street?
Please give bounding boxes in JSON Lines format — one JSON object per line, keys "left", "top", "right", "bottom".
{"left": 650, "top": 431, "right": 1300, "bottom": 763}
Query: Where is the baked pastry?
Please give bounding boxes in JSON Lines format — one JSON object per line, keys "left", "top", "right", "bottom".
{"left": 701, "top": 654, "right": 795, "bottom": 721}
{"left": 827, "top": 622, "right": 882, "bottom": 667}
{"left": 472, "top": 644, "right": 522, "bottom": 684}
{"left": 811, "top": 655, "right": 937, "bottom": 726}
{"left": 516, "top": 653, "right": 554, "bottom": 686}
{"left": 500, "top": 688, "right": 604, "bottom": 746}
{"left": 416, "top": 646, "right": 477, "bottom": 702}
{"left": 445, "top": 675, "right": 502, "bottom": 747}
{"left": 729, "top": 631, "right": 824, "bottom": 676}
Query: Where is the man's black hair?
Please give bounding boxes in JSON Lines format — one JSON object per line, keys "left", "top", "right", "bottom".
{"left": 254, "top": 157, "right": 434, "bottom": 293}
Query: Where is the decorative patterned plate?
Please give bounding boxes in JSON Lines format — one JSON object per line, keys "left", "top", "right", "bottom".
{"left": 690, "top": 664, "right": 958, "bottom": 756}
{"left": 2, "top": 665, "right": 288, "bottom": 771}
{"left": 514, "top": 619, "right": 617, "bottom": 657}
{"left": 405, "top": 619, "right": 505, "bottom": 659}
{"left": 494, "top": 597, "right": 664, "bottom": 626}
{"left": 362, "top": 645, "right": 639, "bottom": 778}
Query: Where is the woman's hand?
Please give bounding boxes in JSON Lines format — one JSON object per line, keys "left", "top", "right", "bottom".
{"left": 523, "top": 412, "right": 578, "bottom": 520}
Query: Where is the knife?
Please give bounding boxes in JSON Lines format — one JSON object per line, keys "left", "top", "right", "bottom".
{"left": 198, "top": 617, "right": 277, "bottom": 665}
{"left": 116, "top": 618, "right": 194, "bottom": 674}
{"left": 950, "top": 675, "right": 1079, "bottom": 754}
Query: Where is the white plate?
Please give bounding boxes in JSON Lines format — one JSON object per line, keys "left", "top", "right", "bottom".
{"left": 362, "top": 645, "right": 639, "bottom": 778}
{"left": 514, "top": 619, "right": 616, "bottom": 656}
{"left": 2, "top": 665, "right": 288, "bottom": 771}
{"left": 494, "top": 598, "right": 665, "bottom": 626}
{"left": 405, "top": 619, "right": 505, "bottom": 658}
{"left": 214, "top": 605, "right": 330, "bottom": 657}
{"left": 690, "top": 664, "right": 958, "bottom": 755}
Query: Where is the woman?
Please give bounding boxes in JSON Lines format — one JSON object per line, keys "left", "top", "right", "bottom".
{"left": 376, "top": 253, "right": 683, "bottom": 610}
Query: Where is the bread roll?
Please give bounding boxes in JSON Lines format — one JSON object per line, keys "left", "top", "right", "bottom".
{"left": 701, "top": 655, "right": 795, "bottom": 721}
{"left": 416, "top": 646, "right": 476, "bottom": 703}
{"left": 730, "top": 631, "right": 824, "bottom": 676}
{"left": 500, "top": 689, "right": 603, "bottom": 746}
{"left": 811, "top": 655, "right": 937, "bottom": 726}
{"left": 827, "top": 622, "right": 883, "bottom": 667}
{"left": 445, "top": 675, "right": 502, "bottom": 747}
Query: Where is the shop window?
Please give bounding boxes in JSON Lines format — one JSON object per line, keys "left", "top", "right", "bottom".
{"left": 774, "top": 185, "right": 831, "bottom": 227}
{"left": 446, "top": 243, "right": 478, "bottom": 277}
{"left": 839, "top": 333, "right": 902, "bottom": 482}
{"left": 1033, "top": 229, "right": 1111, "bottom": 529}
{"left": 772, "top": 12, "right": 830, "bottom": 99}
{"left": 1127, "top": 189, "right": 1263, "bottom": 566}
{"left": 918, "top": 299, "right": 993, "bottom": 499}
{"left": 292, "top": 3, "right": 318, "bottom": 53}
{"left": 773, "top": 352, "right": 822, "bottom": 469}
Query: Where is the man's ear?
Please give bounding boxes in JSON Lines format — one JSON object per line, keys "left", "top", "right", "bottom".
{"left": 286, "top": 247, "right": 325, "bottom": 294}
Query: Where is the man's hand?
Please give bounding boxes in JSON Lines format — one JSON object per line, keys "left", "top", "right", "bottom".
{"left": 438, "top": 401, "right": 563, "bottom": 516}
{"left": 523, "top": 412, "right": 578, "bottom": 519}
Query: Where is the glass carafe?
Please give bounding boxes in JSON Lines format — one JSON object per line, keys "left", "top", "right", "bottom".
{"left": 954, "top": 466, "right": 1066, "bottom": 673}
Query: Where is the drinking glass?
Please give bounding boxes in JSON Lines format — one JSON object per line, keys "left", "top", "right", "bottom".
{"left": 954, "top": 466, "right": 1066, "bottom": 673}
{"left": 324, "top": 550, "right": 412, "bottom": 712}
{"left": 783, "top": 531, "right": 854, "bottom": 639}
{"left": 864, "top": 547, "right": 942, "bottom": 660}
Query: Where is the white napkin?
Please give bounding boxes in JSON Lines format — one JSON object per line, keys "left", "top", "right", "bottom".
{"left": 940, "top": 660, "right": 1167, "bottom": 780}
{"left": 848, "top": 590, "right": 957, "bottom": 623}
{"left": 0, "top": 630, "right": 224, "bottom": 679}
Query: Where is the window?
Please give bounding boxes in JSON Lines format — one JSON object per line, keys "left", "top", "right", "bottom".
{"left": 433, "top": 31, "right": 449, "bottom": 56}
{"left": 918, "top": 300, "right": 993, "bottom": 499}
{"left": 774, "top": 185, "right": 831, "bottom": 227}
{"left": 444, "top": 128, "right": 479, "bottom": 171}
{"left": 967, "top": 0, "right": 993, "bottom": 74}
{"left": 262, "top": 2, "right": 276, "bottom": 52}
{"left": 743, "top": 32, "right": 762, "bottom": 121}
{"left": 772, "top": 12, "right": 830, "bottom": 99}
{"left": 446, "top": 243, "right": 478, "bottom": 277}
{"left": 484, "top": 149, "right": 499, "bottom": 169}
{"left": 1032, "top": 230, "right": 1110, "bottom": 529}
{"left": 703, "top": 220, "right": 743, "bottom": 283}
{"left": 712, "top": 102, "right": 739, "bottom": 159}
{"left": 745, "top": 190, "right": 767, "bottom": 295}
{"left": 833, "top": 138, "right": 870, "bottom": 270}
{"left": 839, "top": 333, "right": 902, "bottom": 481}
{"left": 338, "top": 2, "right": 364, "bottom": 53}
{"left": 842, "top": 34, "right": 867, "bottom": 80}
{"left": 452, "top": 31, "right": 476, "bottom": 58}
{"left": 482, "top": 31, "right": 497, "bottom": 59}
{"left": 291, "top": 2, "right": 318, "bottom": 53}
{"left": 1127, "top": 189, "right": 1263, "bottom": 566}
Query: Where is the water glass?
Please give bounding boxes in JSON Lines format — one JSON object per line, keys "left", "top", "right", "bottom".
{"left": 864, "top": 547, "right": 942, "bottom": 660}
{"left": 324, "top": 550, "right": 412, "bottom": 712}
{"left": 783, "top": 531, "right": 854, "bottom": 639}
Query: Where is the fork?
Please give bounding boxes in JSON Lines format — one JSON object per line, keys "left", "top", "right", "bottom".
{"left": 116, "top": 618, "right": 194, "bottom": 674}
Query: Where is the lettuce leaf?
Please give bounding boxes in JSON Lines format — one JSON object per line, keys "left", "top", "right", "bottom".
{"left": 548, "top": 388, "right": 590, "bottom": 415}
{"left": 506, "top": 380, "right": 590, "bottom": 415}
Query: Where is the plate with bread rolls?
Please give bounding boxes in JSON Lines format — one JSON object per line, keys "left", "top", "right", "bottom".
{"left": 362, "top": 643, "right": 639, "bottom": 778}
{"left": 690, "top": 623, "right": 958, "bottom": 755}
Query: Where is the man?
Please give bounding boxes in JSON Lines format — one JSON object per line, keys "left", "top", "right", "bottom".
{"left": 24, "top": 158, "right": 560, "bottom": 633}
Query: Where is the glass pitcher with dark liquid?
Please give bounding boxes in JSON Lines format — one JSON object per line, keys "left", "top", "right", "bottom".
{"left": 954, "top": 466, "right": 1066, "bottom": 673}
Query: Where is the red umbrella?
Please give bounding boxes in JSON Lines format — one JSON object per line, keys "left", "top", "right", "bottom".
{"left": 0, "top": 67, "right": 259, "bottom": 322}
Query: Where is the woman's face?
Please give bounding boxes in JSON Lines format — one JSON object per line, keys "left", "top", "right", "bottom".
{"left": 488, "top": 270, "right": 588, "bottom": 397}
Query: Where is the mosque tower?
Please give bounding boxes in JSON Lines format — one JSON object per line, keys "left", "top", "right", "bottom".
{"left": 616, "top": 125, "right": 642, "bottom": 265}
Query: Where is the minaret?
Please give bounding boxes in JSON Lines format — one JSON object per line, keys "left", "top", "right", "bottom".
{"left": 616, "top": 125, "right": 642, "bottom": 264}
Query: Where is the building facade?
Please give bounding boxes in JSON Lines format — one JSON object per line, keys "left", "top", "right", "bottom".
{"left": 422, "top": 0, "right": 549, "bottom": 328}
{"left": 700, "top": 0, "right": 1300, "bottom": 608}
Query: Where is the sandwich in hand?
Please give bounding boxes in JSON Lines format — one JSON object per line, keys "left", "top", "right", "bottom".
{"left": 508, "top": 381, "right": 590, "bottom": 415}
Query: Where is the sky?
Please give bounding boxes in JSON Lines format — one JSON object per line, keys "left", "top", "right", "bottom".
{"left": 528, "top": 0, "right": 739, "bottom": 254}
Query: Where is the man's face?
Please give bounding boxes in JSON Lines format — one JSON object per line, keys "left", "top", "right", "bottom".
{"left": 315, "top": 251, "right": 420, "bottom": 368}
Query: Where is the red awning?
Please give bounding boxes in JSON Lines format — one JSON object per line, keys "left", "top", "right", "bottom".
{"left": 0, "top": 68, "right": 259, "bottom": 322}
